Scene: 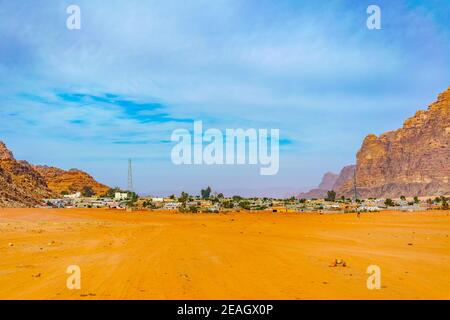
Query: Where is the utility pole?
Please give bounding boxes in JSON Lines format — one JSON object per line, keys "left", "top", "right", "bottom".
{"left": 127, "top": 158, "right": 133, "bottom": 192}
{"left": 353, "top": 166, "right": 358, "bottom": 202}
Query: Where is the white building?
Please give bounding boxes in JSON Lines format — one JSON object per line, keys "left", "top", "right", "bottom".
{"left": 357, "top": 205, "right": 380, "bottom": 212}
{"left": 114, "top": 192, "right": 128, "bottom": 200}
{"left": 163, "top": 202, "right": 181, "bottom": 210}
{"left": 64, "top": 192, "right": 81, "bottom": 199}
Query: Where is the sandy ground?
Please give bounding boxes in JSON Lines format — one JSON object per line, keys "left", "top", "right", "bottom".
{"left": 0, "top": 208, "right": 449, "bottom": 300}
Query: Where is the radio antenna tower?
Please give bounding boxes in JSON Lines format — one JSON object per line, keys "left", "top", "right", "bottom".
{"left": 353, "top": 166, "right": 358, "bottom": 202}
{"left": 127, "top": 158, "right": 134, "bottom": 192}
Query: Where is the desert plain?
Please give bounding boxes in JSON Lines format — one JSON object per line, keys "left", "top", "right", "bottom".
{"left": 0, "top": 208, "right": 449, "bottom": 300}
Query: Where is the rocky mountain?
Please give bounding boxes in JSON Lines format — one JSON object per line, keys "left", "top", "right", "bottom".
{"left": 337, "top": 86, "right": 450, "bottom": 198}
{"left": 304, "top": 86, "right": 450, "bottom": 199}
{"left": 33, "top": 165, "right": 109, "bottom": 196}
{"left": 298, "top": 173, "right": 334, "bottom": 199}
{"left": 318, "top": 172, "right": 339, "bottom": 190}
{"left": 297, "top": 187, "right": 327, "bottom": 200}
{"left": 333, "top": 165, "right": 356, "bottom": 191}
{"left": 0, "top": 141, "right": 110, "bottom": 207}
{"left": 0, "top": 142, "right": 53, "bottom": 207}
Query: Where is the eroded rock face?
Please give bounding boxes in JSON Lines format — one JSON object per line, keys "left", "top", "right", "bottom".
{"left": 318, "top": 172, "right": 339, "bottom": 190}
{"left": 0, "top": 141, "right": 110, "bottom": 207}
{"left": 0, "top": 142, "right": 14, "bottom": 160}
{"left": 33, "top": 165, "right": 110, "bottom": 197}
{"left": 333, "top": 165, "right": 356, "bottom": 191}
{"left": 0, "top": 145, "right": 53, "bottom": 207}
{"left": 338, "top": 86, "right": 450, "bottom": 198}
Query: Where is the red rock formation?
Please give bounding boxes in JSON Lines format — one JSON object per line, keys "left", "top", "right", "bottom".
{"left": 337, "top": 86, "right": 450, "bottom": 198}
{"left": 333, "top": 165, "right": 356, "bottom": 191}
{"left": 0, "top": 142, "right": 53, "bottom": 207}
{"left": 33, "top": 165, "right": 110, "bottom": 197}
{"left": 0, "top": 141, "right": 110, "bottom": 207}
{"left": 0, "top": 142, "right": 14, "bottom": 160}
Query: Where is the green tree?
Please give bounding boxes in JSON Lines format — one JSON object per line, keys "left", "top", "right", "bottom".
{"left": 60, "top": 190, "right": 69, "bottom": 196}
{"left": 400, "top": 195, "right": 406, "bottom": 201}
{"left": 413, "top": 196, "right": 419, "bottom": 204}
{"left": 385, "top": 198, "right": 395, "bottom": 207}
{"left": 104, "top": 187, "right": 123, "bottom": 198}
{"left": 81, "top": 186, "right": 95, "bottom": 197}
{"left": 126, "top": 191, "right": 139, "bottom": 204}
{"left": 179, "top": 192, "right": 189, "bottom": 205}
{"left": 325, "top": 190, "right": 336, "bottom": 202}
{"left": 201, "top": 186, "right": 212, "bottom": 199}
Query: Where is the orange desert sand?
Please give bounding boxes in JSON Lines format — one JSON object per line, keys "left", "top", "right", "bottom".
{"left": 0, "top": 208, "right": 449, "bottom": 300}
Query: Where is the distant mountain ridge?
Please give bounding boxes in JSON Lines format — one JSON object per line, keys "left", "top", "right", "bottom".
{"left": 299, "top": 165, "right": 355, "bottom": 199}
{"left": 0, "top": 141, "right": 110, "bottom": 207}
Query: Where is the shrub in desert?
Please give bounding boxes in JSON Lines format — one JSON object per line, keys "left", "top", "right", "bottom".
{"left": 239, "top": 200, "right": 251, "bottom": 210}
{"left": 189, "top": 206, "right": 199, "bottom": 213}
{"left": 442, "top": 197, "right": 449, "bottom": 210}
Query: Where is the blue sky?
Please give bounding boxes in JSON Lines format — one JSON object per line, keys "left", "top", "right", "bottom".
{"left": 0, "top": 0, "right": 449, "bottom": 197}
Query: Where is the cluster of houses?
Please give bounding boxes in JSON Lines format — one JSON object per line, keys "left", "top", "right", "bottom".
{"left": 40, "top": 192, "right": 130, "bottom": 209}
{"left": 39, "top": 191, "right": 447, "bottom": 213}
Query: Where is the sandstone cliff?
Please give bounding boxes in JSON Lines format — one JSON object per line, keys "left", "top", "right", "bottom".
{"left": 333, "top": 165, "right": 356, "bottom": 191}
{"left": 0, "top": 142, "right": 53, "bottom": 207}
{"left": 33, "top": 165, "right": 110, "bottom": 196}
{"left": 337, "top": 86, "right": 450, "bottom": 198}
{"left": 0, "top": 141, "right": 110, "bottom": 207}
